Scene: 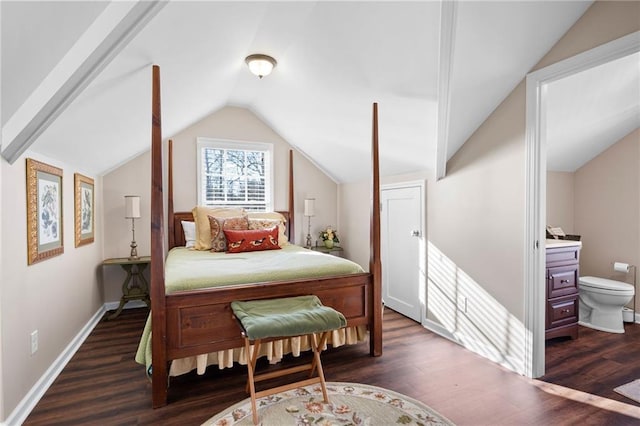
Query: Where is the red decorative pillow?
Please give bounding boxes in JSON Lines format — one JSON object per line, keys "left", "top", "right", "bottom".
{"left": 224, "top": 227, "right": 280, "bottom": 253}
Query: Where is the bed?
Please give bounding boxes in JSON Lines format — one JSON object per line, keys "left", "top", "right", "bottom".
{"left": 145, "top": 65, "right": 382, "bottom": 407}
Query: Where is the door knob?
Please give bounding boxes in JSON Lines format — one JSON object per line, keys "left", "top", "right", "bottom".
{"left": 411, "top": 230, "right": 420, "bottom": 237}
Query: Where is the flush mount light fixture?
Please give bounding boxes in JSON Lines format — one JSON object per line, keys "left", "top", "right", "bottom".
{"left": 245, "top": 54, "right": 277, "bottom": 79}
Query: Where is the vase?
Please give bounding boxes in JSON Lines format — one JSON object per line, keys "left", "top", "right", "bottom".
{"left": 324, "top": 239, "right": 334, "bottom": 249}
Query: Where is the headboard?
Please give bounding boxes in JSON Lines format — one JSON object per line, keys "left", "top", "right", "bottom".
{"left": 171, "top": 210, "right": 292, "bottom": 249}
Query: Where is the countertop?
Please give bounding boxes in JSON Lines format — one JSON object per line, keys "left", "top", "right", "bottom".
{"left": 546, "top": 239, "right": 582, "bottom": 249}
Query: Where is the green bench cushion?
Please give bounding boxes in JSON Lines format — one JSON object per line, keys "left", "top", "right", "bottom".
{"left": 231, "top": 295, "right": 347, "bottom": 340}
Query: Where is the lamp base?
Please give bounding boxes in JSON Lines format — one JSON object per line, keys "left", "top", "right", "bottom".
{"left": 305, "top": 234, "right": 312, "bottom": 249}
{"left": 129, "top": 241, "right": 139, "bottom": 260}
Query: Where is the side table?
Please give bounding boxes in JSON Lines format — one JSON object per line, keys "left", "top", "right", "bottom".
{"left": 102, "top": 256, "right": 151, "bottom": 320}
{"left": 310, "top": 245, "right": 344, "bottom": 257}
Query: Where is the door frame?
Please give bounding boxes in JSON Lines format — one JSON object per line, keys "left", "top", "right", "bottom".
{"left": 381, "top": 180, "right": 427, "bottom": 324}
{"left": 524, "top": 31, "right": 639, "bottom": 378}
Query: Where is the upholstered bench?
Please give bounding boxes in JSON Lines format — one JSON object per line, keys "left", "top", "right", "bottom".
{"left": 231, "top": 295, "right": 347, "bottom": 425}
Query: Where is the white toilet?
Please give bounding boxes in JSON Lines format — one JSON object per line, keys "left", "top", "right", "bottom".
{"left": 578, "top": 276, "right": 635, "bottom": 333}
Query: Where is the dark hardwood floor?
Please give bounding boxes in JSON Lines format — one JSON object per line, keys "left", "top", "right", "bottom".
{"left": 543, "top": 321, "right": 640, "bottom": 406}
{"left": 24, "top": 308, "right": 640, "bottom": 425}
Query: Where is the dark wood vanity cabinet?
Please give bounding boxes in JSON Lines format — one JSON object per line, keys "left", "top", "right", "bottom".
{"left": 546, "top": 244, "right": 580, "bottom": 340}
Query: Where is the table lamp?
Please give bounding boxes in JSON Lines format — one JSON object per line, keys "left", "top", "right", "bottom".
{"left": 304, "top": 198, "right": 315, "bottom": 249}
{"left": 125, "top": 195, "right": 141, "bottom": 259}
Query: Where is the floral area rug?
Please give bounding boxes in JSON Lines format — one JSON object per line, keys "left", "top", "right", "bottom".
{"left": 202, "top": 382, "right": 454, "bottom": 425}
{"left": 614, "top": 379, "right": 640, "bottom": 404}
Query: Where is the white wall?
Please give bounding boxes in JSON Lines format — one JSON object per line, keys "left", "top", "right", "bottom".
{"left": 547, "top": 171, "right": 575, "bottom": 233}
{"left": 575, "top": 129, "right": 639, "bottom": 281}
{"left": 102, "top": 106, "right": 339, "bottom": 303}
{"left": 427, "top": 81, "right": 528, "bottom": 372}
{"left": 338, "top": 180, "right": 370, "bottom": 270}
{"left": 426, "top": 1, "right": 640, "bottom": 375}
{"left": 0, "top": 152, "right": 103, "bottom": 419}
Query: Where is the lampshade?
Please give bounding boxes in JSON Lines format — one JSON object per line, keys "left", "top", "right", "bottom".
{"left": 245, "top": 54, "right": 277, "bottom": 79}
{"left": 124, "top": 195, "right": 141, "bottom": 219}
{"left": 304, "top": 198, "right": 315, "bottom": 217}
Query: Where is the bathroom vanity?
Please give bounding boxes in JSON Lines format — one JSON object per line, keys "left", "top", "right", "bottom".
{"left": 545, "top": 240, "right": 582, "bottom": 340}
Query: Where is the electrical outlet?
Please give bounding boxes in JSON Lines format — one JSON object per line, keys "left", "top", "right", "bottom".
{"left": 457, "top": 296, "right": 468, "bottom": 314}
{"left": 31, "top": 330, "right": 38, "bottom": 355}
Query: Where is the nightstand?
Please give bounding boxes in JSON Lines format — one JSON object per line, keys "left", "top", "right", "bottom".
{"left": 310, "top": 245, "right": 344, "bottom": 257}
{"left": 102, "top": 256, "right": 151, "bottom": 320}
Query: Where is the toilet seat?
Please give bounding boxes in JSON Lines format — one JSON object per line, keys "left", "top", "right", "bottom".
{"left": 579, "top": 276, "right": 634, "bottom": 295}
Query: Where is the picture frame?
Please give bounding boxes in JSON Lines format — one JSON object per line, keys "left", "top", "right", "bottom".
{"left": 26, "top": 158, "right": 64, "bottom": 265}
{"left": 74, "top": 173, "right": 95, "bottom": 247}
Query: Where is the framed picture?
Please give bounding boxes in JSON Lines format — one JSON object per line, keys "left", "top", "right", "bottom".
{"left": 74, "top": 173, "right": 95, "bottom": 247}
{"left": 26, "top": 158, "right": 64, "bottom": 265}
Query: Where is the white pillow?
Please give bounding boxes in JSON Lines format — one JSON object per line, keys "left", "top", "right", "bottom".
{"left": 181, "top": 221, "right": 196, "bottom": 248}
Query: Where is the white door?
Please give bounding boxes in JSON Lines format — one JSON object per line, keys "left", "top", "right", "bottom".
{"left": 381, "top": 184, "right": 423, "bottom": 322}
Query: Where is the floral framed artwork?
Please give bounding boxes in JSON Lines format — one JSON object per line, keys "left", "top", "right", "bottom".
{"left": 26, "top": 158, "right": 64, "bottom": 265}
{"left": 74, "top": 173, "right": 95, "bottom": 247}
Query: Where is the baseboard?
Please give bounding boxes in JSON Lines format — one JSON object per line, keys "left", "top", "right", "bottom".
{"left": 104, "top": 300, "right": 148, "bottom": 311}
{"left": 422, "top": 317, "right": 525, "bottom": 376}
{"left": 422, "top": 318, "right": 457, "bottom": 343}
{"left": 4, "top": 306, "right": 106, "bottom": 426}
{"left": 3, "top": 302, "right": 145, "bottom": 426}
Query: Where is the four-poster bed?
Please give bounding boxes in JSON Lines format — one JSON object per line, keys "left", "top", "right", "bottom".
{"left": 146, "top": 65, "right": 382, "bottom": 407}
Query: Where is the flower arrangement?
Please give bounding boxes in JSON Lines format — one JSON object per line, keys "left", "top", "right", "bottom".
{"left": 319, "top": 226, "right": 339, "bottom": 243}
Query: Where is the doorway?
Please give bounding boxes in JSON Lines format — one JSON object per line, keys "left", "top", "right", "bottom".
{"left": 524, "top": 31, "right": 639, "bottom": 378}
{"left": 381, "top": 181, "right": 425, "bottom": 323}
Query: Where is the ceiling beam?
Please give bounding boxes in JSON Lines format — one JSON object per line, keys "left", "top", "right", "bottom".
{"left": 435, "top": 0, "right": 457, "bottom": 181}
{"left": 1, "top": 0, "right": 167, "bottom": 164}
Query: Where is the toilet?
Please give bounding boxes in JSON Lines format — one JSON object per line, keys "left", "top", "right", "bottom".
{"left": 578, "top": 276, "right": 635, "bottom": 333}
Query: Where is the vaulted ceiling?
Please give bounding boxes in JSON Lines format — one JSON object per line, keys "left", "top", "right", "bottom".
{"left": 6, "top": 1, "right": 632, "bottom": 184}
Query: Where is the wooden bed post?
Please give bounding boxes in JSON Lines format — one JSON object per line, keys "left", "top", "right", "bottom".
{"left": 150, "top": 65, "right": 168, "bottom": 407}
{"left": 370, "top": 102, "right": 383, "bottom": 357}
{"left": 289, "top": 149, "right": 295, "bottom": 243}
{"left": 167, "top": 140, "right": 174, "bottom": 250}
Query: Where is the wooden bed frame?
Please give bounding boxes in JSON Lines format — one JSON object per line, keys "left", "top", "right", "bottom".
{"left": 149, "top": 65, "right": 382, "bottom": 407}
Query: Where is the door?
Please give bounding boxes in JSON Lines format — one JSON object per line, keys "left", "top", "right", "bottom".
{"left": 381, "top": 183, "right": 423, "bottom": 322}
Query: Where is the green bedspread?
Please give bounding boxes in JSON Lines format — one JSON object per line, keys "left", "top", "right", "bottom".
{"left": 165, "top": 244, "right": 364, "bottom": 293}
{"left": 135, "top": 245, "right": 364, "bottom": 374}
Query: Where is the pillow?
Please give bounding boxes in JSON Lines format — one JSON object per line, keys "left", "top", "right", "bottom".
{"left": 181, "top": 221, "right": 196, "bottom": 248}
{"left": 224, "top": 227, "right": 281, "bottom": 253}
{"left": 208, "top": 215, "right": 249, "bottom": 252}
{"left": 247, "top": 212, "right": 288, "bottom": 246}
{"left": 192, "top": 206, "right": 245, "bottom": 250}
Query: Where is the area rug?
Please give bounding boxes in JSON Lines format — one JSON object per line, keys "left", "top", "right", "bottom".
{"left": 203, "top": 382, "right": 454, "bottom": 425}
{"left": 614, "top": 379, "right": 640, "bottom": 404}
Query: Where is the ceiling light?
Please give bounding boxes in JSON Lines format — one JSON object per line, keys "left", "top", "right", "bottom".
{"left": 245, "top": 54, "right": 277, "bottom": 79}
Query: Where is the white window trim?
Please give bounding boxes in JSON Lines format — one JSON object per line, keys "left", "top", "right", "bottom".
{"left": 196, "top": 137, "right": 274, "bottom": 211}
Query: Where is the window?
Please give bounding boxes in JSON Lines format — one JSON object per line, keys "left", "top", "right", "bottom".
{"left": 197, "top": 138, "right": 274, "bottom": 211}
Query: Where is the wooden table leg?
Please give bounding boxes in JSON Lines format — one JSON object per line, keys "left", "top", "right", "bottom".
{"left": 107, "top": 262, "right": 149, "bottom": 320}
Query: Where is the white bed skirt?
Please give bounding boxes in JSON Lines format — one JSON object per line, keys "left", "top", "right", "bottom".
{"left": 169, "top": 325, "right": 368, "bottom": 376}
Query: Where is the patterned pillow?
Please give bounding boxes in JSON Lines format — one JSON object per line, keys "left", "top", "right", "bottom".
{"left": 208, "top": 215, "right": 249, "bottom": 252}
{"left": 248, "top": 216, "right": 287, "bottom": 247}
{"left": 224, "top": 227, "right": 280, "bottom": 253}
{"left": 192, "top": 206, "right": 246, "bottom": 250}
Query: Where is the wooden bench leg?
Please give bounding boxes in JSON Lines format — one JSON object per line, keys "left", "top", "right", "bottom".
{"left": 243, "top": 331, "right": 333, "bottom": 424}
{"left": 246, "top": 339, "right": 262, "bottom": 393}
{"left": 244, "top": 337, "right": 259, "bottom": 425}
{"left": 311, "top": 332, "right": 329, "bottom": 403}
{"left": 309, "top": 331, "right": 329, "bottom": 377}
